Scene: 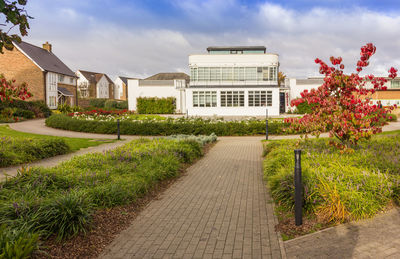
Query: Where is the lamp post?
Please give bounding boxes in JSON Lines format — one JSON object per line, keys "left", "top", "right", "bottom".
{"left": 294, "top": 149, "right": 302, "bottom": 226}
{"left": 117, "top": 119, "right": 121, "bottom": 140}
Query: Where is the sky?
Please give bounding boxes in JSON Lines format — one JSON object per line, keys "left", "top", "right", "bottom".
{"left": 16, "top": 0, "right": 400, "bottom": 80}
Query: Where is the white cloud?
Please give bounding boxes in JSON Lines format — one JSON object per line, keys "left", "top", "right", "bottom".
{"left": 21, "top": 0, "right": 400, "bottom": 80}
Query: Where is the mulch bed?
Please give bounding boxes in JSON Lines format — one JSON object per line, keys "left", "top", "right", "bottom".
{"left": 33, "top": 142, "right": 216, "bottom": 259}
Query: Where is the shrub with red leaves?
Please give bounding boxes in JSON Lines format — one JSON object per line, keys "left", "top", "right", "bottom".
{"left": 285, "top": 43, "right": 397, "bottom": 148}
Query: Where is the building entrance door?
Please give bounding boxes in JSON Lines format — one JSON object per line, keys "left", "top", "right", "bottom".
{"left": 279, "top": 92, "right": 286, "bottom": 114}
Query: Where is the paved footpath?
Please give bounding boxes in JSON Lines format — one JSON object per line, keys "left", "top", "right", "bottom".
{"left": 100, "top": 137, "right": 283, "bottom": 259}
{"left": 285, "top": 208, "right": 400, "bottom": 259}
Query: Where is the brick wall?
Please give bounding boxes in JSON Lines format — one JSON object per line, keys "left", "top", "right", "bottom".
{"left": 0, "top": 47, "right": 45, "bottom": 102}
{"left": 120, "top": 83, "right": 128, "bottom": 100}
{"left": 109, "top": 84, "right": 115, "bottom": 99}
{"left": 372, "top": 90, "right": 400, "bottom": 100}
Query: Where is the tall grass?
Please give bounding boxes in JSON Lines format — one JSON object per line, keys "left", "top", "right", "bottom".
{"left": 0, "top": 136, "right": 216, "bottom": 256}
{"left": 263, "top": 134, "right": 400, "bottom": 223}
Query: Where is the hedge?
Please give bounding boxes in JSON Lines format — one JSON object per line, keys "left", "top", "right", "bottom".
{"left": 0, "top": 137, "right": 70, "bottom": 167}
{"left": 45, "top": 114, "right": 288, "bottom": 136}
{"left": 136, "top": 97, "right": 175, "bottom": 114}
{"left": 0, "top": 99, "right": 52, "bottom": 118}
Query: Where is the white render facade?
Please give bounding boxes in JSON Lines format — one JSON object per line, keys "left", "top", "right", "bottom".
{"left": 128, "top": 79, "right": 186, "bottom": 112}
{"left": 186, "top": 46, "right": 285, "bottom": 116}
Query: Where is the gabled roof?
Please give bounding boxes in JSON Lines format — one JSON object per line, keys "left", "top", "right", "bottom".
{"left": 145, "top": 72, "right": 189, "bottom": 81}
{"left": 14, "top": 41, "right": 76, "bottom": 77}
{"left": 118, "top": 76, "right": 138, "bottom": 85}
{"left": 78, "top": 70, "right": 114, "bottom": 85}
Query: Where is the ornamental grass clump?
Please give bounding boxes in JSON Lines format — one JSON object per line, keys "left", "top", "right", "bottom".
{"left": 0, "top": 137, "right": 215, "bottom": 256}
{"left": 263, "top": 133, "right": 400, "bottom": 224}
{"left": 285, "top": 43, "right": 398, "bottom": 149}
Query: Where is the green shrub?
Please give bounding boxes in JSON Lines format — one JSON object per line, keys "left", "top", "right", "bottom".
{"left": 263, "top": 135, "right": 400, "bottom": 223}
{"left": 0, "top": 225, "right": 39, "bottom": 259}
{"left": 0, "top": 100, "right": 52, "bottom": 118}
{"left": 12, "top": 109, "right": 35, "bottom": 119}
{"left": 0, "top": 137, "right": 70, "bottom": 167}
{"left": 46, "top": 114, "right": 289, "bottom": 136}
{"left": 388, "top": 113, "right": 397, "bottom": 122}
{"left": 89, "top": 98, "right": 108, "bottom": 108}
{"left": 103, "top": 100, "right": 128, "bottom": 110}
{"left": 293, "top": 100, "right": 315, "bottom": 114}
{"left": 136, "top": 97, "right": 175, "bottom": 114}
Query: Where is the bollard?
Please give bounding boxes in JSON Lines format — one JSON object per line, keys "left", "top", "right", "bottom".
{"left": 265, "top": 108, "right": 269, "bottom": 140}
{"left": 294, "top": 149, "right": 302, "bottom": 226}
{"left": 117, "top": 119, "right": 121, "bottom": 140}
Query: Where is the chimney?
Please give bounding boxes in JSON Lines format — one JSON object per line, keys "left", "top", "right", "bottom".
{"left": 42, "top": 41, "right": 52, "bottom": 52}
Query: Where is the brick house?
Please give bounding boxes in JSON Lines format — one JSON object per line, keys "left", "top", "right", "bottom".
{"left": 0, "top": 41, "right": 78, "bottom": 109}
{"left": 76, "top": 70, "right": 115, "bottom": 99}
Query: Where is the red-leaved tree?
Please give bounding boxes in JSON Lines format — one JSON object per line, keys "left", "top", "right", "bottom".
{"left": 0, "top": 74, "right": 32, "bottom": 102}
{"left": 285, "top": 43, "right": 397, "bottom": 148}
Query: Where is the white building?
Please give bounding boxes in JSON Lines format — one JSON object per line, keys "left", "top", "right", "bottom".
{"left": 127, "top": 73, "right": 188, "bottom": 113}
{"left": 288, "top": 77, "right": 323, "bottom": 100}
{"left": 186, "top": 46, "right": 288, "bottom": 116}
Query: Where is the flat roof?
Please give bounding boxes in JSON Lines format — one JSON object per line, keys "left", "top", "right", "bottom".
{"left": 206, "top": 46, "right": 266, "bottom": 52}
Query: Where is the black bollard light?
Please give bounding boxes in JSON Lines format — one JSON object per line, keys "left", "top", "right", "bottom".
{"left": 265, "top": 108, "right": 269, "bottom": 140}
{"left": 117, "top": 119, "right": 121, "bottom": 140}
{"left": 294, "top": 149, "right": 303, "bottom": 226}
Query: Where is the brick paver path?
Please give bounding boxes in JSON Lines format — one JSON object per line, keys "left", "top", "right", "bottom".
{"left": 100, "top": 137, "right": 283, "bottom": 259}
{"left": 285, "top": 208, "right": 400, "bottom": 258}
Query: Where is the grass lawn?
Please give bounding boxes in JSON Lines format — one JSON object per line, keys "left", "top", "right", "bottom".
{"left": 0, "top": 125, "right": 116, "bottom": 152}
{"left": 263, "top": 132, "right": 400, "bottom": 240}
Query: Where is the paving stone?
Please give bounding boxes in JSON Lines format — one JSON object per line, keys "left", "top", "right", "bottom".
{"left": 285, "top": 208, "right": 400, "bottom": 258}
{"left": 99, "top": 137, "right": 283, "bottom": 258}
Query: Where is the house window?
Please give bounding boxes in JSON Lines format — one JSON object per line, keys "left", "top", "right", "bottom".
{"left": 58, "top": 75, "right": 64, "bottom": 82}
{"left": 192, "top": 91, "right": 217, "bottom": 107}
{"left": 220, "top": 91, "right": 244, "bottom": 107}
{"left": 248, "top": 91, "right": 273, "bottom": 106}
{"left": 70, "top": 77, "right": 74, "bottom": 84}
{"left": 392, "top": 80, "right": 400, "bottom": 88}
{"left": 191, "top": 68, "right": 198, "bottom": 81}
{"left": 269, "top": 67, "right": 277, "bottom": 81}
{"left": 49, "top": 96, "right": 57, "bottom": 107}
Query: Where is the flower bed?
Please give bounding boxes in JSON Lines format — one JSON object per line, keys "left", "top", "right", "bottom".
{"left": 263, "top": 133, "right": 400, "bottom": 239}
{"left": 46, "top": 113, "right": 289, "bottom": 136}
{"left": 0, "top": 136, "right": 216, "bottom": 257}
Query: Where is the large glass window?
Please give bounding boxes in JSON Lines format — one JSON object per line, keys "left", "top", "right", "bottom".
{"left": 392, "top": 80, "right": 400, "bottom": 88}
{"left": 222, "top": 67, "right": 233, "bottom": 80}
{"left": 269, "top": 67, "right": 277, "bottom": 81}
{"left": 210, "top": 67, "right": 220, "bottom": 81}
{"left": 245, "top": 67, "right": 257, "bottom": 81}
{"left": 248, "top": 91, "right": 272, "bottom": 106}
{"left": 220, "top": 91, "right": 244, "bottom": 107}
{"left": 193, "top": 91, "right": 217, "bottom": 107}
{"left": 190, "top": 68, "right": 198, "bottom": 81}
{"left": 191, "top": 66, "right": 278, "bottom": 82}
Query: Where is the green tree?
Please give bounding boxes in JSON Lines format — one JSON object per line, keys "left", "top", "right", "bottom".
{"left": 0, "top": 0, "right": 32, "bottom": 53}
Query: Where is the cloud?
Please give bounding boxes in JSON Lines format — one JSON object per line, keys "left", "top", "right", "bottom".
{"left": 19, "top": 0, "right": 400, "bottom": 80}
